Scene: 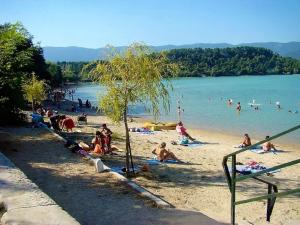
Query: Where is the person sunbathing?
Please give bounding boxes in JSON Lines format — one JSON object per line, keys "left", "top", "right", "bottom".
{"left": 239, "top": 133, "right": 251, "bottom": 147}
{"left": 176, "top": 121, "right": 195, "bottom": 141}
{"left": 262, "top": 136, "right": 277, "bottom": 152}
{"left": 152, "top": 142, "right": 180, "bottom": 162}
{"left": 91, "top": 131, "right": 105, "bottom": 154}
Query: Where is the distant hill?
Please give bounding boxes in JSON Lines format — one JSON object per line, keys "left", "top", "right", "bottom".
{"left": 43, "top": 42, "right": 300, "bottom": 62}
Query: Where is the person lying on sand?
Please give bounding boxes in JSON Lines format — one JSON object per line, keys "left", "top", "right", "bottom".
{"left": 262, "top": 136, "right": 277, "bottom": 152}
{"left": 238, "top": 133, "right": 251, "bottom": 148}
{"left": 176, "top": 121, "right": 195, "bottom": 141}
{"left": 152, "top": 142, "right": 180, "bottom": 162}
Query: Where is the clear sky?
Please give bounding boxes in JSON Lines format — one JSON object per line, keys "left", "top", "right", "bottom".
{"left": 1, "top": 0, "right": 300, "bottom": 48}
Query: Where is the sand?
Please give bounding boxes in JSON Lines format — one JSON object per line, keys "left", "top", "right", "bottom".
{"left": 1, "top": 104, "right": 299, "bottom": 224}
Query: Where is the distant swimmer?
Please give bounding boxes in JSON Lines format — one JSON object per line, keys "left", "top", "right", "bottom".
{"left": 288, "top": 110, "right": 298, "bottom": 114}
{"left": 276, "top": 101, "right": 281, "bottom": 109}
{"left": 254, "top": 106, "right": 259, "bottom": 110}
{"left": 236, "top": 102, "right": 241, "bottom": 112}
{"left": 228, "top": 99, "right": 233, "bottom": 106}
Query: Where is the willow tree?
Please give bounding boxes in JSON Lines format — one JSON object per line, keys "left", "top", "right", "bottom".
{"left": 88, "top": 43, "right": 178, "bottom": 175}
{"left": 22, "top": 73, "right": 48, "bottom": 112}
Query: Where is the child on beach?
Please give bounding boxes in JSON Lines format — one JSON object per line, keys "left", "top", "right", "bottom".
{"left": 152, "top": 142, "right": 180, "bottom": 162}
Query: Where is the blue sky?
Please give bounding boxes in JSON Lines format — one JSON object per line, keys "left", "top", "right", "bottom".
{"left": 1, "top": 0, "right": 300, "bottom": 48}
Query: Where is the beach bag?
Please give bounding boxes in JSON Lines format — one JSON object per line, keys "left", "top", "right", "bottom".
{"left": 180, "top": 138, "right": 189, "bottom": 145}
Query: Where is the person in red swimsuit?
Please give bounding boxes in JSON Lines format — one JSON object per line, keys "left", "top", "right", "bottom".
{"left": 61, "top": 116, "right": 75, "bottom": 132}
{"left": 176, "top": 121, "right": 195, "bottom": 141}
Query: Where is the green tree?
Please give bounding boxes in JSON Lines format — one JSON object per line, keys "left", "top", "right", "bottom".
{"left": 22, "top": 73, "right": 48, "bottom": 111}
{"left": 47, "top": 61, "right": 63, "bottom": 86}
{"left": 87, "top": 43, "right": 178, "bottom": 175}
{"left": 0, "top": 22, "right": 50, "bottom": 123}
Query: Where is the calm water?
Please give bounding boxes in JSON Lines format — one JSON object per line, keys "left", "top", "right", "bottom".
{"left": 72, "top": 75, "right": 300, "bottom": 145}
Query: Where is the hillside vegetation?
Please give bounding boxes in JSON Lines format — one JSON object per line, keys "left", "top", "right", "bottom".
{"left": 166, "top": 47, "right": 300, "bottom": 76}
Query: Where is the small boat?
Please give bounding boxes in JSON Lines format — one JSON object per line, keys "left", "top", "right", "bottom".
{"left": 143, "top": 122, "right": 177, "bottom": 131}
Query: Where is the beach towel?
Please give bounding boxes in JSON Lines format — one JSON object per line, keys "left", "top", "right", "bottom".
{"left": 146, "top": 158, "right": 181, "bottom": 165}
{"left": 250, "top": 148, "right": 279, "bottom": 154}
{"left": 129, "top": 127, "right": 155, "bottom": 135}
{"left": 232, "top": 161, "right": 280, "bottom": 175}
{"left": 180, "top": 140, "right": 202, "bottom": 148}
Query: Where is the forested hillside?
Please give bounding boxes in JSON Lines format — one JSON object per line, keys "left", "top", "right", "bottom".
{"left": 166, "top": 47, "right": 300, "bottom": 76}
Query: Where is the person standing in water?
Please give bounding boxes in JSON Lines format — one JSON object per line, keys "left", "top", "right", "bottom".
{"left": 236, "top": 102, "right": 241, "bottom": 112}
{"left": 276, "top": 101, "right": 281, "bottom": 110}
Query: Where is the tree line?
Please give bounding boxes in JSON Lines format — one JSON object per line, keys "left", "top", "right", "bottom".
{"left": 165, "top": 47, "right": 300, "bottom": 76}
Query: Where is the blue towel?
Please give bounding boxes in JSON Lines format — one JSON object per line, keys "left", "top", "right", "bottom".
{"left": 146, "top": 159, "right": 179, "bottom": 165}
{"left": 180, "top": 141, "right": 203, "bottom": 148}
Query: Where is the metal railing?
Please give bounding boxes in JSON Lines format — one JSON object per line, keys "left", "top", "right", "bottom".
{"left": 222, "top": 125, "right": 300, "bottom": 225}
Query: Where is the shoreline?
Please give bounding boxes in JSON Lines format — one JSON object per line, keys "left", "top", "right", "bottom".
{"left": 54, "top": 98, "right": 300, "bottom": 150}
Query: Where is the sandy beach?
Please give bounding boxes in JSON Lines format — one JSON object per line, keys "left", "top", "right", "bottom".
{"left": 1, "top": 102, "right": 299, "bottom": 225}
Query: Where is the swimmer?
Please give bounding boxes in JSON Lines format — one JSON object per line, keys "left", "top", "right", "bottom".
{"left": 236, "top": 102, "right": 241, "bottom": 112}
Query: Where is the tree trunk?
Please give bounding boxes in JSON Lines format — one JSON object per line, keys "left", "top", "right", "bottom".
{"left": 123, "top": 108, "right": 135, "bottom": 177}
{"left": 31, "top": 101, "right": 34, "bottom": 112}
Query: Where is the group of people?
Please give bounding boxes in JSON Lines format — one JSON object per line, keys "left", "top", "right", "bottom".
{"left": 227, "top": 99, "right": 242, "bottom": 112}
{"left": 152, "top": 121, "right": 195, "bottom": 162}
{"left": 239, "top": 133, "right": 277, "bottom": 152}
{"left": 77, "top": 98, "right": 92, "bottom": 109}
{"left": 50, "top": 114, "right": 75, "bottom": 132}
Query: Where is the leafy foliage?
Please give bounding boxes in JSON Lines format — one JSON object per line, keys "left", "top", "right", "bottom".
{"left": 87, "top": 43, "right": 178, "bottom": 174}
{"left": 166, "top": 47, "right": 300, "bottom": 76}
{"left": 0, "top": 22, "right": 49, "bottom": 123}
{"left": 22, "top": 73, "right": 48, "bottom": 111}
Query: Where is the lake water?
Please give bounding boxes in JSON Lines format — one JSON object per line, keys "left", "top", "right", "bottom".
{"left": 72, "top": 75, "right": 300, "bottom": 145}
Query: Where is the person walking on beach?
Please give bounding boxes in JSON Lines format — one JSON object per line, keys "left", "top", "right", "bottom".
{"left": 78, "top": 98, "right": 83, "bottom": 108}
